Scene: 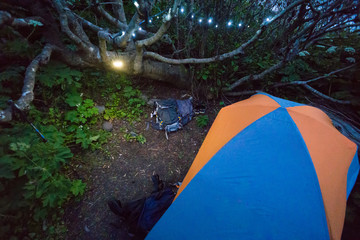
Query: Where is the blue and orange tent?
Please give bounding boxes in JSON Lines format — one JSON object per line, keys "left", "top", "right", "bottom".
{"left": 147, "top": 93, "right": 359, "bottom": 240}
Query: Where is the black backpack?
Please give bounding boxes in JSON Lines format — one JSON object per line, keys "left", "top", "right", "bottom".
{"left": 108, "top": 175, "right": 175, "bottom": 239}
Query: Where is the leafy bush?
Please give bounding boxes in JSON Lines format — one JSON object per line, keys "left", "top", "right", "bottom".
{"left": 0, "top": 124, "right": 85, "bottom": 238}
{"left": 196, "top": 115, "right": 209, "bottom": 128}
{"left": 123, "top": 132, "right": 147, "bottom": 144}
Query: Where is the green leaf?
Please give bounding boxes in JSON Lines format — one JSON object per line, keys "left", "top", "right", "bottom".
{"left": 65, "top": 93, "right": 82, "bottom": 107}
{"left": 28, "top": 20, "right": 43, "bottom": 27}
{"left": 89, "top": 135, "right": 100, "bottom": 141}
{"left": 0, "top": 156, "right": 15, "bottom": 179}
{"left": 65, "top": 111, "right": 78, "bottom": 123}
{"left": 42, "top": 193, "right": 57, "bottom": 207}
{"left": 70, "top": 180, "right": 86, "bottom": 196}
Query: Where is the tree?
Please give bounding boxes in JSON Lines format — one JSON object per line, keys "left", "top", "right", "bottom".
{"left": 0, "top": 0, "right": 359, "bottom": 124}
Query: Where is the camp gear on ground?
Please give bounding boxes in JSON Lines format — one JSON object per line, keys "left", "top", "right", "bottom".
{"left": 146, "top": 93, "right": 360, "bottom": 240}
{"left": 149, "top": 98, "right": 194, "bottom": 139}
{"left": 108, "top": 174, "right": 175, "bottom": 239}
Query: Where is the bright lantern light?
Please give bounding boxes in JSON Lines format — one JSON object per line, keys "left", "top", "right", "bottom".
{"left": 113, "top": 60, "right": 124, "bottom": 68}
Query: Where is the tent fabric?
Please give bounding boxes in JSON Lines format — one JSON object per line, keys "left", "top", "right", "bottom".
{"left": 146, "top": 93, "right": 359, "bottom": 240}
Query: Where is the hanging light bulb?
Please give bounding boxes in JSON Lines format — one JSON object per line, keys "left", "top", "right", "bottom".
{"left": 227, "top": 20, "right": 232, "bottom": 27}
{"left": 266, "top": 17, "right": 272, "bottom": 22}
{"left": 180, "top": 7, "right": 185, "bottom": 13}
{"left": 238, "top": 23, "right": 242, "bottom": 27}
{"left": 113, "top": 60, "right": 124, "bottom": 69}
{"left": 149, "top": 19, "right": 152, "bottom": 23}
{"left": 157, "top": 16, "right": 159, "bottom": 19}
{"left": 215, "top": 24, "right": 218, "bottom": 28}
{"left": 198, "top": 18, "right": 203, "bottom": 23}
{"left": 138, "top": 27, "right": 142, "bottom": 31}
{"left": 121, "top": 31, "right": 125, "bottom": 36}
{"left": 134, "top": 1, "right": 139, "bottom": 8}
{"left": 191, "top": 14, "right": 195, "bottom": 19}
{"left": 132, "top": 33, "right": 136, "bottom": 37}
{"left": 208, "top": 18, "right": 213, "bottom": 24}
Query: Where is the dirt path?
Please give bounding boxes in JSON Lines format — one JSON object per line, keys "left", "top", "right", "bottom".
{"left": 64, "top": 85, "right": 217, "bottom": 239}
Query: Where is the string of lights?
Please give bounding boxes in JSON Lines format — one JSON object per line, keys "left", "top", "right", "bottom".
{"left": 131, "top": 2, "right": 273, "bottom": 38}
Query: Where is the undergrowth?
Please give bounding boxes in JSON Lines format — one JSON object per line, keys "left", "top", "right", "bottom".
{"left": 0, "top": 56, "right": 146, "bottom": 238}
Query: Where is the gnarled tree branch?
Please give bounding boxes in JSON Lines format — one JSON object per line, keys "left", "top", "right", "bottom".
{"left": 0, "top": 44, "right": 54, "bottom": 122}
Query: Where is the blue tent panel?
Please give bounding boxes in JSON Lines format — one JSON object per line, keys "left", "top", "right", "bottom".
{"left": 257, "top": 93, "right": 304, "bottom": 108}
{"left": 147, "top": 108, "right": 329, "bottom": 240}
{"left": 347, "top": 149, "right": 359, "bottom": 198}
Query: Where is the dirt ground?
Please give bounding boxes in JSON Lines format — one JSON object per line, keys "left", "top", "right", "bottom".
{"left": 63, "top": 84, "right": 360, "bottom": 240}
{"left": 64, "top": 84, "right": 219, "bottom": 239}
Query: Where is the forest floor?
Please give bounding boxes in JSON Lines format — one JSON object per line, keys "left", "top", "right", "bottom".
{"left": 63, "top": 83, "right": 360, "bottom": 240}
{"left": 63, "top": 83, "right": 220, "bottom": 239}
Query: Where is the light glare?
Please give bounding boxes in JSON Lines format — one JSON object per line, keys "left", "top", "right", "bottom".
{"left": 134, "top": 1, "right": 139, "bottom": 8}
{"left": 113, "top": 60, "right": 124, "bottom": 68}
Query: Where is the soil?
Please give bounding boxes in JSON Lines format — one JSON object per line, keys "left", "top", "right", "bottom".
{"left": 63, "top": 84, "right": 360, "bottom": 240}
{"left": 63, "top": 83, "right": 219, "bottom": 240}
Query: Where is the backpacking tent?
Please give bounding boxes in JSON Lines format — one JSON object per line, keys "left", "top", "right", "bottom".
{"left": 146, "top": 93, "right": 359, "bottom": 240}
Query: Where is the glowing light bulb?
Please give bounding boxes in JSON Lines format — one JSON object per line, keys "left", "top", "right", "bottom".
{"left": 113, "top": 60, "right": 124, "bottom": 68}
{"left": 132, "top": 33, "right": 136, "bottom": 37}
{"left": 121, "top": 31, "right": 125, "bottom": 36}
{"left": 198, "top": 18, "right": 203, "bottom": 23}
{"left": 157, "top": 16, "right": 159, "bottom": 19}
{"left": 227, "top": 20, "right": 232, "bottom": 26}
{"left": 215, "top": 24, "right": 218, "bottom": 28}
{"left": 138, "top": 27, "right": 142, "bottom": 31}
{"left": 134, "top": 1, "right": 139, "bottom": 8}
{"left": 247, "top": 25, "right": 250, "bottom": 28}
{"left": 149, "top": 19, "right": 152, "bottom": 23}
{"left": 238, "top": 23, "right": 242, "bottom": 27}
{"left": 208, "top": 18, "right": 213, "bottom": 24}
{"left": 191, "top": 14, "right": 194, "bottom": 19}
{"left": 266, "top": 17, "right": 272, "bottom": 22}
{"left": 180, "top": 7, "right": 184, "bottom": 13}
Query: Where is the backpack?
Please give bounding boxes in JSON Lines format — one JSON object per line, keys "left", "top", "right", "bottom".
{"left": 108, "top": 175, "right": 176, "bottom": 239}
{"left": 150, "top": 98, "right": 194, "bottom": 139}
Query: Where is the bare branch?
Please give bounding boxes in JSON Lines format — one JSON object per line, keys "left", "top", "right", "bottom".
{"left": 0, "top": 44, "right": 54, "bottom": 122}
{"left": 143, "top": 0, "right": 306, "bottom": 65}
{"left": 275, "top": 64, "right": 357, "bottom": 87}
{"left": 53, "top": 0, "right": 92, "bottom": 52}
{"left": 303, "top": 84, "right": 351, "bottom": 104}
{"left": 224, "top": 90, "right": 262, "bottom": 97}
{"left": 273, "top": 64, "right": 357, "bottom": 105}
{"left": 226, "top": 60, "right": 286, "bottom": 91}
{"left": 74, "top": 13, "right": 104, "bottom": 32}
{"left": 111, "top": 0, "right": 127, "bottom": 24}
{"left": 0, "top": 10, "right": 44, "bottom": 27}
{"left": 96, "top": 4, "right": 127, "bottom": 30}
